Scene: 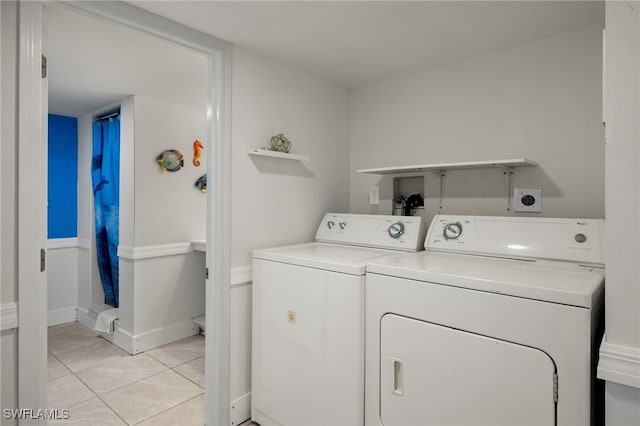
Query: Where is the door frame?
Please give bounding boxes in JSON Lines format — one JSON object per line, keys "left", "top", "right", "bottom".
{"left": 18, "top": 2, "right": 233, "bottom": 424}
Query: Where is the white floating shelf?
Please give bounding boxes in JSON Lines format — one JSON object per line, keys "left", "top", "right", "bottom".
{"left": 248, "top": 149, "right": 310, "bottom": 162}
{"left": 357, "top": 158, "right": 537, "bottom": 175}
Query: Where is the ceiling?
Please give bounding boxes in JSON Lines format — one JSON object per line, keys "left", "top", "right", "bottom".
{"left": 130, "top": 0, "right": 604, "bottom": 87}
{"left": 44, "top": 5, "right": 208, "bottom": 116}
{"left": 46, "top": 1, "right": 604, "bottom": 116}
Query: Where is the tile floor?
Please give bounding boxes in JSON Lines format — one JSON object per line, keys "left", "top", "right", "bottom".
{"left": 47, "top": 321, "right": 206, "bottom": 425}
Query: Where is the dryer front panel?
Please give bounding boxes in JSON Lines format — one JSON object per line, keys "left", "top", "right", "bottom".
{"left": 380, "top": 314, "right": 556, "bottom": 425}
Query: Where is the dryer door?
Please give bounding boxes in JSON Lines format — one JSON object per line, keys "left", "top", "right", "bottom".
{"left": 380, "top": 314, "right": 556, "bottom": 426}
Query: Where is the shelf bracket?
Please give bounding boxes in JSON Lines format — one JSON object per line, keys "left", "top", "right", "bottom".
{"left": 439, "top": 170, "right": 446, "bottom": 211}
{"left": 504, "top": 167, "right": 515, "bottom": 212}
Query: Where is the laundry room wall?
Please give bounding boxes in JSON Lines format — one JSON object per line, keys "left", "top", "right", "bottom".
{"left": 350, "top": 23, "right": 604, "bottom": 222}
{"left": 231, "top": 47, "right": 351, "bottom": 267}
{"left": 1, "top": 1, "right": 18, "bottom": 421}
{"left": 229, "top": 46, "right": 350, "bottom": 410}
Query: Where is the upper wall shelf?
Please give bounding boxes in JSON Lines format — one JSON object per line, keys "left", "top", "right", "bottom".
{"left": 357, "top": 158, "right": 537, "bottom": 175}
{"left": 248, "top": 149, "right": 309, "bottom": 162}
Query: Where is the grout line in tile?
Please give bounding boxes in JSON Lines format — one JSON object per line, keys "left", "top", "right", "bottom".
{"left": 94, "top": 393, "right": 130, "bottom": 426}
{"left": 85, "top": 367, "right": 171, "bottom": 397}
{"left": 172, "top": 368, "right": 205, "bottom": 390}
{"left": 130, "top": 393, "right": 205, "bottom": 426}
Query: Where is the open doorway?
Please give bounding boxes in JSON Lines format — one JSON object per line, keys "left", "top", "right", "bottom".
{"left": 20, "top": 5, "right": 235, "bottom": 423}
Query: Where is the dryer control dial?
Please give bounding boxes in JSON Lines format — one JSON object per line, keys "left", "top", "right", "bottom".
{"left": 327, "top": 221, "right": 335, "bottom": 229}
{"left": 443, "top": 222, "right": 463, "bottom": 240}
{"left": 388, "top": 222, "right": 405, "bottom": 239}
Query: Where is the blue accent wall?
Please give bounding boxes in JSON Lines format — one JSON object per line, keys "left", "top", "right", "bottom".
{"left": 48, "top": 114, "right": 78, "bottom": 238}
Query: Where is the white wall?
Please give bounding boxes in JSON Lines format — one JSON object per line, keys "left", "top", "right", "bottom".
{"left": 1, "top": 0, "right": 17, "bottom": 307}
{"left": 133, "top": 95, "right": 207, "bottom": 246}
{"left": 231, "top": 47, "right": 351, "bottom": 267}
{"left": 227, "top": 46, "right": 350, "bottom": 410}
{"left": 1, "top": 1, "right": 18, "bottom": 421}
{"left": 47, "top": 239, "right": 78, "bottom": 325}
{"left": 350, "top": 24, "right": 604, "bottom": 222}
{"left": 599, "top": 2, "right": 640, "bottom": 424}
{"left": 1, "top": 329, "right": 17, "bottom": 426}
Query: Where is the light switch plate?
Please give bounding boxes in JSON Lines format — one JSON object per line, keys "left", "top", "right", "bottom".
{"left": 514, "top": 188, "right": 541, "bottom": 213}
{"left": 369, "top": 186, "right": 380, "bottom": 205}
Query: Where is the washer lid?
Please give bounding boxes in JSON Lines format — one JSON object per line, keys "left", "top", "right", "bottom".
{"left": 366, "top": 251, "right": 604, "bottom": 308}
{"left": 253, "top": 242, "right": 401, "bottom": 275}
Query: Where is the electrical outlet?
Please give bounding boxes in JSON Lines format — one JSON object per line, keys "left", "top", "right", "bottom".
{"left": 514, "top": 188, "right": 542, "bottom": 213}
{"left": 369, "top": 186, "right": 380, "bottom": 205}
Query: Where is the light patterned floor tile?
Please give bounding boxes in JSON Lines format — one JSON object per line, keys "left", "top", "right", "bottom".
{"left": 48, "top": 374, "right": 95, "bottom": 410}
{"left": 76, "top": 353, "right": 168, "bottom": 395}
{"left": 48, "top": 321, "right": 93, "bottom": 338}
{"left": 48, "top": 353, "right": 72, "bottom": 381}
{"left": 137, "top": 394, "right": 204, "bottom": 426}
{"left": 53, "top": 338, "right": 129, "bottom": 373}
{"left": 101, "top": 370, "right": 203, "bottom": 425}
{"left": 173, "top": 356, "right": 204, "bottom": 388}
{"left": 48, "top": 323, "right": 101, "bottom": 355}
{"left": 49, "top": 398, "right": 126, "bottom": 426}
{"left": 145, "top": 335, "right": 205, "bottom": 368}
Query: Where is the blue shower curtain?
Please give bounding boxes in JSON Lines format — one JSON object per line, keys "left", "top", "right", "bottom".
{"left": 92, "top": 115, "right": 120, "bottom": 307}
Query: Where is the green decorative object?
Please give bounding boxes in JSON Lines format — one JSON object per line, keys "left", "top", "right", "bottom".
{"left": 270, "top": 133, "right": 292, "bottom": 153}
{"left": 156, "top": 149, "right": 184, "bottom": 172}
{"left": 194, "top": 174, "right": 207, "bottom": 193}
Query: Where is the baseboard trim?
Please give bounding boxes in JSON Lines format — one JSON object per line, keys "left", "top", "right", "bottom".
{"left": 76, "top": 307, "right": 94, "bottom": 329}
{"left": 122, "top": 320, "right": 199, "bottom": 354}
{"left": 1, "top": 302, "right": 18, "bottom": 331}
{"left": 47, "top": 238, "right": 79, "bottom": 250}
{"left": 48, "top": 307, "right": 77, "bottom": 326}
{"left": 598, "top": 336, "right": 640, "bottom": 389}
{"left": 230, "top": 392, "right": 251, "bottom": 426}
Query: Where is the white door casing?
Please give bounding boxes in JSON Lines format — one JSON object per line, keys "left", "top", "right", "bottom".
{"left": 18, "top": 2, "right": 233, "bottom": 425}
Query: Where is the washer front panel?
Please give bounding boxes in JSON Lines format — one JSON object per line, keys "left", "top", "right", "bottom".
{"left": 253, "top": 258, "right": 365, "bottom": 426}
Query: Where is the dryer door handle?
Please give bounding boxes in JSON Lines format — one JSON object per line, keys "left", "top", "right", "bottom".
{"left": 391, "top": 357, "right": 404, "bottom": 396}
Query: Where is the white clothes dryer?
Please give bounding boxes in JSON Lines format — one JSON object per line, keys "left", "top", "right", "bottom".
{"left": 365, "top": 215, "right": 604, "bottom": 426}
{"left": 252, "top": 213, "right": 427, "bottom": 426}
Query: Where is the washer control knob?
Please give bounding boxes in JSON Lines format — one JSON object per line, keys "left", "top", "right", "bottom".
{"left": 327, "top": 221, "right": 335, "bottom": 229}
{"left": 443, "top": 222, "right": 463, "bottom": 240}
{"left": 388, "top": 222, "right": 405, "bottom": 239}
{"left": 575, "top": 233, "right": 587, "bottom": 243}
{"left": 339, "top": 221, "right": 347, "bottom": 230}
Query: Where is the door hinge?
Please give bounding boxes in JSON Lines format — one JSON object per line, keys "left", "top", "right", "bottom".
{"left": 41, "top": 55, "right": 47, "bottom": 78}
{"left": 553, "top": 372, "right": 558, "bottom": 402}
{"left": 40, "top": 248, "right": 46, "bottom": 272}
{"left": 205, "top": 267, "right": 209, "bottom": 280}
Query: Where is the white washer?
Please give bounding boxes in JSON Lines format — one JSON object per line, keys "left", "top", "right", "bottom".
{"left": 252, "top": 213, "right": 427, "bottom": 426}
{"left": 365, "top": 215, "right": 605, "bottom": 426}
